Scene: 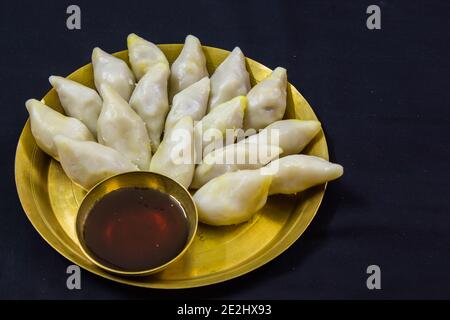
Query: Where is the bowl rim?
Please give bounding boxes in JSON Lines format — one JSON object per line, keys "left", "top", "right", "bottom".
{"left": 75, "top": 170, "right": 199, "bottom": 277}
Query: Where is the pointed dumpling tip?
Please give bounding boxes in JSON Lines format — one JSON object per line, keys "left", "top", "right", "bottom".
{"left": 99, "top": 83, "right": 127, "bottom": 103}
{"left": 185, "top": 34, "right": 200, "bottom": 43}
{"left": 222, "top": 47, "right": 245, "bottom": 65}
{"left": 92, "top": 47, "right": 108, "bottom": 60}
{"left": 231, "top": 47, "right": 243, "bottom": 55}
{"left": 329, "top": 163, "right": 344, "bottom": 180}
{"left": 309, "top": 156, "right": 344, "bottom": 181}
{"left": 290, "top": 119, "right": 321, "bottom": 129}
{"left": 272, "top": 67, "right": 287, "bottom": 77}
{"left": 48, "top": 75, "right": 56, "bottom": 85}
{"left": 48, "top": 75, "right": 62, "bottom": 87}
{"left": 127, "top": 33, "right": 142, "bottom": 46}
{"left": 230, "top": 47, "right": 246, "bottom": 61}
{"left": 227, "top": 95, "right": 247, "bottom": 107}
{"left": 177, "top": 115, "right": 194, "bottom": 127}
{"left": 297, "top": 120, "right": 322, "bottom": 138}
{"left": 336, "top": 163, "right": 344, "bottom": 176}
{"left": 239, "top": 96, "right": 248, "bottom": 111}
{"left": 302, "top": 119, "right": 321, "bottom": 126}
{"left": 25, "top": 99, "right": 38, "bottom": 113}
{"left": 274, "top": 66, "right": 287, "bottom": 72}
{"left": 198, "top": 76, "right": 210, "bottom": 85}
{"left": 92, "top": 47, "right": 100, "bottom": 59}
{"left": 152, "top": 61, "right": 170, "bottom": 73}
{"left": 307, "top": 120, "right": 322, "bottom": 132}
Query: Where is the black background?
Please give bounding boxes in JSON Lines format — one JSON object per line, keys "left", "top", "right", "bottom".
{"left": 0, "top": 0, "right": 449, "bottom": 299}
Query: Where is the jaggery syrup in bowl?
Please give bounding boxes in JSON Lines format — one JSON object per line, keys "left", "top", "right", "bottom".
{"left": 83, "top": 187, "right": 189, "bottom": 272}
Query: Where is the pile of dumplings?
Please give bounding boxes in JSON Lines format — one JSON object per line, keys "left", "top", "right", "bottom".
{"left": 25, "top": 34, "right": 343, "bottom": 226}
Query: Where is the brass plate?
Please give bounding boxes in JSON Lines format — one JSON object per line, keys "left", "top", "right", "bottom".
{"left": 15, "top": 45, "right": 328, "bottom": 289}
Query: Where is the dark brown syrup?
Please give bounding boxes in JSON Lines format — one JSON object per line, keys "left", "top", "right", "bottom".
{"left": 83, "top": 187, "right": 189, "bottom": 272}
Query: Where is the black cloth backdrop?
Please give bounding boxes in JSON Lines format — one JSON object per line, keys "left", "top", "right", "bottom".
{"left": 0, "top": 0, "right": 449, "bottom": 299}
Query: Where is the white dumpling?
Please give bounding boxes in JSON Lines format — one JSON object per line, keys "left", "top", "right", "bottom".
{"left": 264, "top": 155, "right": 343, "bottom": 195}
{"left": 49, "top": 76, "right": 102, "bottom": 136}
{"left": 25, "top": 99, "right": 94, "bottom": 160}
{"left": 244, "top": 67, "right": 287, "bottom": 130}
{"left": 169, "top": 35, "right": 209, "bottom": 101}
{"left": 129, "top": 62, "right": 170, "bottom": 152}
{"left": 97, "top": 84, "right": 151, "bottom": 170}
{"left": 165, "top": 77, "right": 210, "bottom": 132}
{"left": 194, "top": 96, "right": 246, "bottom": 156}
{"left": 241, "top": 119, "right": 321, "bottom": 156}
{"left": 127, "top": 33, "right": 169, "bottom": 80}
{"left": 208, "top": 47, "right": 250, "bottom": 111}
{"left": 54, "top": 135, "right": 137, "bottom": 190}
{"left": 193, "top": 169, "right": 272, "bottom": 226}
{"left": 150, "top": 117, "right": 195, "bottom": 188}
{"left": 92, "top": 47, "right": 135, "bottom": 101}
{"left": 191, "top": 142, "right": 282, "bottom": 189}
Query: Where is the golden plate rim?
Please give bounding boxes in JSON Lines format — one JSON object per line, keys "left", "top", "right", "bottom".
{"left": 14, "top": 44, "right": 328, "bottom": 289}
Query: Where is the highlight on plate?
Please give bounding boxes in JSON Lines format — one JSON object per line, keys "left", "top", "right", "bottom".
{"left": 25, "top": 33, "right": 344, "bottom": 227}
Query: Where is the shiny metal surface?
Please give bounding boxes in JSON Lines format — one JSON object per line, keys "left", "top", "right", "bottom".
{"left": 15, "top": 45, "right": 329, "bottom": 288}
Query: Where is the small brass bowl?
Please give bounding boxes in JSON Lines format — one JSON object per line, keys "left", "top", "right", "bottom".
{"left": 75, "top": 171, "right": 198, "bottom": 277}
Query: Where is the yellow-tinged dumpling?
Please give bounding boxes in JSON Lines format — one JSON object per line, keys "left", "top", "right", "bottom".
{"left": 150, "top": 117, "right": 195, "bottom": 188}
{"left": 191, "top": 142, "right": 282, "bottom": 189}
{"left": 49, "top": 76, "right": 102, "bottom": 137}
{"left": 92, "top": 47, "right": 135, "bottom": 101}
{"left": 127, "top": 33, "right": 169, "bottom": 80}
{"left": 193, "top": 169, "right": 272, "bottom": 226}
{"left": 54, "top": 135, "right": 137, "bottom": 190}
{"left": 241, "top": 119, "right": 321, "bottom": 156}
{"left": 25, "top": 99, "right": 94, "bottom": 160}
{"left": 243, "top": 67, "right": 287, "bottom": 130}
{"left": 169, "top": 35, "right": 208, "bottom": 101}
{"left": 129, "top": 62, "right": 170, "bottom": 152}
{"left": 264, "top": 154, "right": 343, "bottom": 195}
{"left": 208, "top": 47, "right": 250, "bottom": 111}
{"left": 97, "top": 84, "right": 151, "bottom": 170}
{"left": 194, "top": 96, "right": 247, "bottom": 157}
{"left": 165, "top": 77, "right": 210, "bottom": 133}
